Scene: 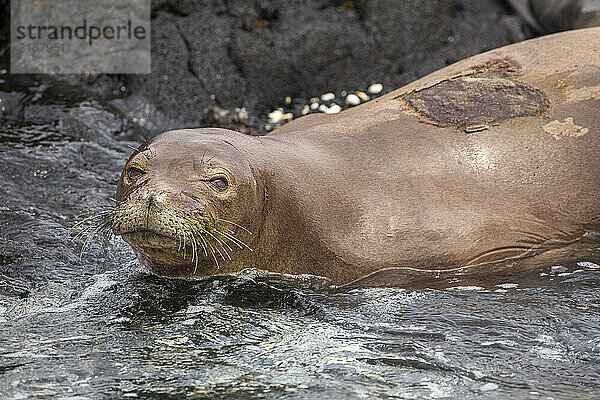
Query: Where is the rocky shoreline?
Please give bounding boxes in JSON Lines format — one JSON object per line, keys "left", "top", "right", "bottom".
{"left": 0, "top": 1, "right": 532, "bottom": 135}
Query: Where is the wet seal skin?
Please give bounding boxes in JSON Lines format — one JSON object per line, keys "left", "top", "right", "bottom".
{"left": 108, "top": 28, "right": 599, "bottom": 288}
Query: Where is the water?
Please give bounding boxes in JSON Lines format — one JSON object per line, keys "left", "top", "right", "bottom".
{"left": 1, "top": 73, "right": 600, "bottom": 399}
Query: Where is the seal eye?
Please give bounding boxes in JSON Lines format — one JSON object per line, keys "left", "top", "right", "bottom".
{"left": 126, "top": 166, "right": 144, "bottom": 181}
{"left": 209, "top": 176, "right": 229, "bottom": 192}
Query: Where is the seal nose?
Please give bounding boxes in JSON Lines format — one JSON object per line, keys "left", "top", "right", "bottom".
{"left": 145, "top": 188, "right": 207, "bottom": 214}
{"left": 146, "top": 189, "right": 196, "bottom": 208}
{"left": 150, "top": 190, "right": 170, "bottom": 205}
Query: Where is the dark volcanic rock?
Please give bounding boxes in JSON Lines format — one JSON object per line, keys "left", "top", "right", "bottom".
{"left": 0, "top": 0, "right": 532, "bottom": 134}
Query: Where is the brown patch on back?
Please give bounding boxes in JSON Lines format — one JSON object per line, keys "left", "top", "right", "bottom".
{"left": 394, "top": 59, "right": 550, "bottom": 129}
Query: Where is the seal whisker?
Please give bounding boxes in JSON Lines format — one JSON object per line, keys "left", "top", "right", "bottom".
{"left": 217, "top": 218, "right": 252, "bottom": 235}
{"left": 182, "top": 231, "right": 189, "bottom": 259}
{"left": 72, "top": 207, "right": 112, "bottom": 219}
{"left": 216, "top": 230, "right": 253, "bottom": 252}
{"left": 204, "top": 229, "right": 233, "bottom": 253}
{"left": 195, "top": 231, "right": 209, "bottom": 257}
{"left": 93, "top": 221, "right": 114, "bottom": 250}
{"left": 217, "top": 236, "right": 234, "bottom": 253}
{"left": 185, "top": 229, "right": 200, "bottom": 264}
{"left": 206, "top": 234, "right": 227, "bottom": 262}
{"left": 190, "top": 230, "right": 197, "bottom": 263}
{"left": 73, "top": 208, "right": 113, "bottom": 222}
{"left": 218, "top": 233, "right": 243, "bottom": 248}
{"left": 198, "top": 234, "right": 220, "bottom": 269}
{"left": 213, "top": 238, "right": 232, "bottom": 261}
{"left": 76, "top": 206, "right": 114, "bottom": 214}
{"left": 70, "top": 223, "right": 97, "bottom": 240}
{"left": 70, "top": 213, "right": 109, "bottom": 231}
{"left": 207, "top": 240, "right": 220, "bottom": 269}
{"left": 90, "top": 220, "right": 113, "bottom": 246}
{"left": 80, "top": 221, "right": 110, "bottom": 259}
{"left": 181, "top": 215, "right": 232, "bottom": 261}
{"left": 99, "top": 227, "right": 114, "bottom": 249}
{"left": 70, "top": 211, "right": 111, "bottom": 234}
{"left": 70, "top": 216, "right": 110, "bottom": 241}
{"left": 202, "top": 229, "right": 230, "bottom": 261}
{"left": 192, "top": 232, "right": 199, "bottom": 264}
{"left": 216, "top": 229, "right": 249, "bottom": 251}
{"left": 192, "top": 236, "right": 200, "bottom": 274}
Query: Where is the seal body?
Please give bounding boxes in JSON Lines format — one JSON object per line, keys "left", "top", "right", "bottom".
{"left": 113, "top": 28, "right": 600, "bottom": 286}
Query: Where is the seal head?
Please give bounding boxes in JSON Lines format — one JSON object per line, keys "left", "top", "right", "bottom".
{"left": 112, "top": 129, "right": 262, "bottom": 277}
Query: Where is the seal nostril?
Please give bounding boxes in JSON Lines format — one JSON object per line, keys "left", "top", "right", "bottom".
{"left": 182, "top": 190, "right": 201, "bottom": 202}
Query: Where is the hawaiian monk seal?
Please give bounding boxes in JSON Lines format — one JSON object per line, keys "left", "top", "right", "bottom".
{"left": 111, "top": 28, "right": 600, "bottom": 287}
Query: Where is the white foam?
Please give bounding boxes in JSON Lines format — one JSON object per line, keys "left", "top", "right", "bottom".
{"left": 495, "top": 283, "right": 518, "bottom": 289}
{"left": 578, "top": 261, "right": 600, "bottom": 269}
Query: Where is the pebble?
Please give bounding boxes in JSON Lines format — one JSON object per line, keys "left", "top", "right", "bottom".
{"left": 264, "top": 80, "right": 385, "bottom": 130}
{"left": 367, "top": 83, "right": 383, "bottom": 94}
{"left": 345, "top": 93, "right": 360, "bottom": 105}
{"left": 355, "top": 90, "right": 370, "bottom": 101}
{"left": 325, "top": 104, "right": 342, "bottom": 114}
{"left": 321, "top": 92, "right": 335, "bottom": 101}
{"left": 267, "top": 109, "right": 283, "bottom": 123}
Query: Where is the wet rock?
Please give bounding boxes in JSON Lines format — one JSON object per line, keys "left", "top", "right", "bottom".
{"left": 59, "top": 101, "right": 132, "bottom": 143}
{"left": 0, "top": 92, "right": 32, "bottom": 121}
